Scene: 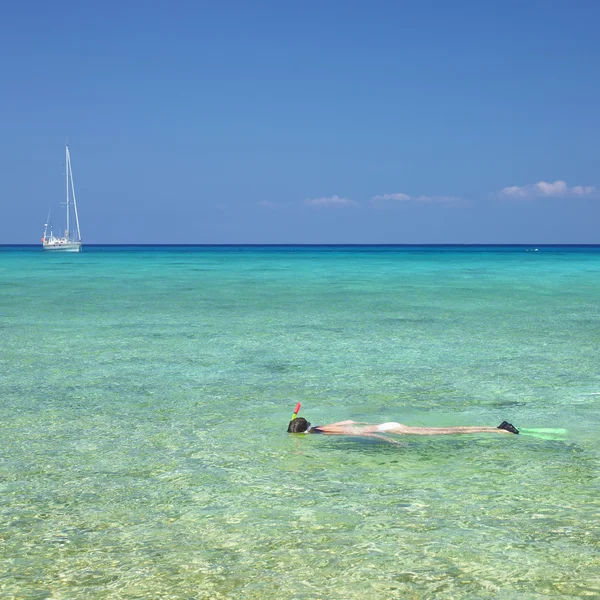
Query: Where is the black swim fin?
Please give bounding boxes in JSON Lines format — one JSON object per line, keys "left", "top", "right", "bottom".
{"left": 497, "top": 421, "right": 519, "bottom": 434}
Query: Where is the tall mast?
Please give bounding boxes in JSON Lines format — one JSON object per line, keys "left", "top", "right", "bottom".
{"left": 69, "top": 149, "right": 81, "bottom": 241}
{"left": 65, "top": 145, "right": 70, "bottom": 237}
{"left": 43, "top": 209, "right": 51, "bottom": 241}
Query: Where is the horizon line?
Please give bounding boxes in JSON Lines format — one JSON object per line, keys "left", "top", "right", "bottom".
{"left": 3, "top": 243, "right": 600, "bottom": 248}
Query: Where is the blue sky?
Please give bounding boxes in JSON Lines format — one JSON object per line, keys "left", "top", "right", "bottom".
{"left": 1, "top": 0, "right": 599, "bottom": 243}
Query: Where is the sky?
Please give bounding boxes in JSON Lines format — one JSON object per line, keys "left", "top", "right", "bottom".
{"left": 1, "top": 0, "right": 599, "bottom": 244}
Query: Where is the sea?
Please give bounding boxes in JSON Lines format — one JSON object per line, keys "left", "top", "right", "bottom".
{"left": 1, "top": 245, "right": 599, "bottom": 599}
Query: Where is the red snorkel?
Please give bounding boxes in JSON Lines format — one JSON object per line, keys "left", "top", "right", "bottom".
{"left": 291, "top": 402, "right": 301, "bottom": 420}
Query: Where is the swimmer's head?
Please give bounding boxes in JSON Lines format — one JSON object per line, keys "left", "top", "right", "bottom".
{"left": 287, "top": 417, "right": 310, "bottom": 433}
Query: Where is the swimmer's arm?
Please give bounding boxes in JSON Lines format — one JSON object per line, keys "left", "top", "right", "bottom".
{"left": 318, "top": 426, "right": 404, "bottom": 444}
{"left": 317, "top": 422, "right": 372, "bottom": 434}
{"left": 327, "top": 420, "right": 370, "bottom": 426}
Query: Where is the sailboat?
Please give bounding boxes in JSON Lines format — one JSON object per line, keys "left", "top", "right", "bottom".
{"left": 42, "top": 145, "right": 82, "bottom": 252}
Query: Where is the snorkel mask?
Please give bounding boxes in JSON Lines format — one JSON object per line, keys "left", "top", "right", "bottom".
{"left": 288, "top": 403, "right": 311, "bottom": 433}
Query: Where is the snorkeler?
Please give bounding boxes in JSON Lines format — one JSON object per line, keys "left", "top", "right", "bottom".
{"left": 287, "top": 416, "right": 519, "bottom": 439}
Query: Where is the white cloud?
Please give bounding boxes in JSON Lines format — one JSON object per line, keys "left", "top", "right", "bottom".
{"left": 500, "top": 186, "right": 529, "bottom": 198}
{"left": 572, "top": 185, "right": 596, "bottom": 195}
{"left": 305, "top": 195, "right": 357, "bottom": 207}
{"left": 372, "top": 193, "right": 460, "bottom": 203}
{"left": 500, "top": 180, "right": 596, "bottom": 199}
{"left": 258, "top": 200, "right": 280, "bottom": 209}
{"left": 372, "top": 193, "right": 413, "bottom": 202}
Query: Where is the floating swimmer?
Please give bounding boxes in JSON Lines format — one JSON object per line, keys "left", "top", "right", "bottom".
{"left": 287, "top": 407, "right": 520, "bottom": 441}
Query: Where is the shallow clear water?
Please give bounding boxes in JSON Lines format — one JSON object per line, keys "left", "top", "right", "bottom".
{"left": 1, "top": 245, "right": 600, "bottom": 599}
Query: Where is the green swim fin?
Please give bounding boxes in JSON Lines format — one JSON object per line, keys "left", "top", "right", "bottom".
{"left": 519, "top": 428, "right": 568, "bottom": 441}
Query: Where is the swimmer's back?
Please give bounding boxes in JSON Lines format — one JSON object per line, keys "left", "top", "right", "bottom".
{"left": 377, "top": 422, "right": 404, "bottom": 433}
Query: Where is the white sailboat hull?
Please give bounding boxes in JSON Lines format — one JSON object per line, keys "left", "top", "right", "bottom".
{"left": 43, "top": 241, "right": 82, "bottom": 252}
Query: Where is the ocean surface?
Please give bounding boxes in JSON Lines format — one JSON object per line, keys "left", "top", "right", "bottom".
{"left": 1, "top": 245, "right": 600, "bottom": 599}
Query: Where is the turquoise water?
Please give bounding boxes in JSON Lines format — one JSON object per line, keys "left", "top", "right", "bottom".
{"left": 1, "top": 245, "right": 600, "bottom": 599}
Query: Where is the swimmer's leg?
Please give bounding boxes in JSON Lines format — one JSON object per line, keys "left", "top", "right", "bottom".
{"left": 393, "top": 425, "right": 516, "bottom": 435}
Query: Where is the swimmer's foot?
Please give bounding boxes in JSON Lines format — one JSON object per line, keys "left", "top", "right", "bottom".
{"left": 497, "top": 421, "right": 519, "bottom": 434}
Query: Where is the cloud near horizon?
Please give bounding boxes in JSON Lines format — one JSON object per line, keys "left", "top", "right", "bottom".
{"left": 371, "top": 193, "right": 460, "bottom": 203}
{"left": 258, "top": 200, "right": 281, "bottom": 209}
{"left": 305, "top": 195, "right": 357, "bottom": 207}
{"left": 500, "top": 180, "right": 596, "bottom": 199}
